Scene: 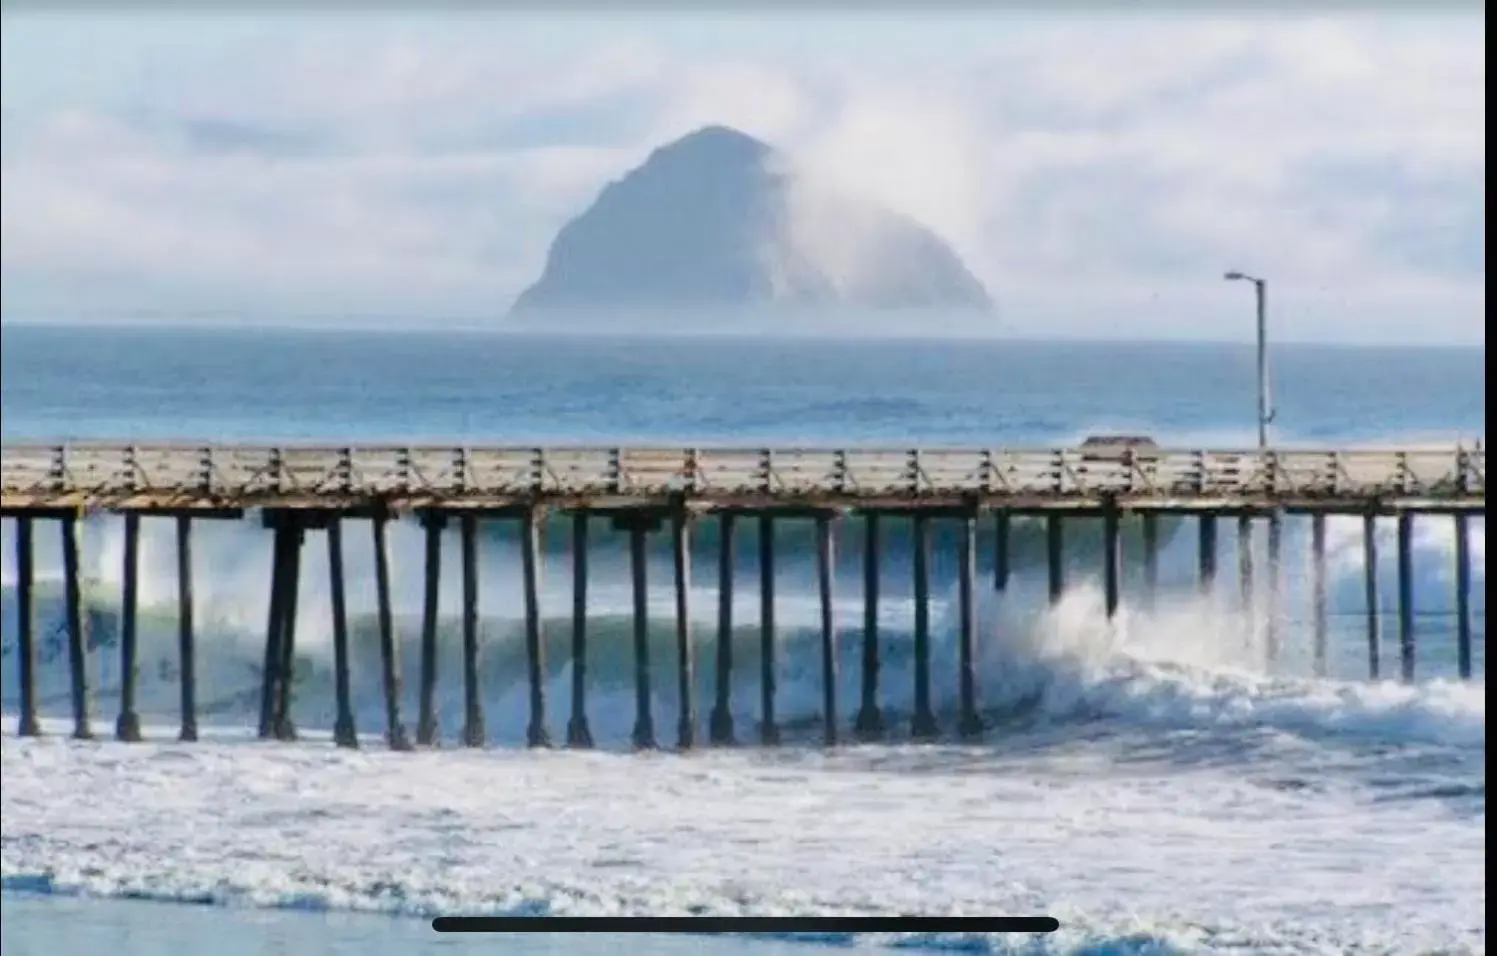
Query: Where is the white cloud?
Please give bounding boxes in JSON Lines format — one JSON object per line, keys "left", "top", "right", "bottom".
{"left": 0, "top": 13, "right": 1484, "bottom": 342}
{"left": 646, "top": 58, "right": 816, "bottom": 147}
{"left": 782, "top": 84, "right": 992, "bottom": 275}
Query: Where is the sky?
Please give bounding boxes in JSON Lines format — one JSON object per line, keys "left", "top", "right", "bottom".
{"left": 0, "top": 8, "right": 1485, "bottom": 344}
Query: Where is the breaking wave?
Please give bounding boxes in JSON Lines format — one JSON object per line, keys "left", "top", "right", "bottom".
{"left": 0, "top": 511, "right": 1483, "bottom": 751}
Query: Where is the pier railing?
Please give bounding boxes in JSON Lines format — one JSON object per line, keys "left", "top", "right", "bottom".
{"left": 0, "top": 443, "right": 1486, "bottom": 509}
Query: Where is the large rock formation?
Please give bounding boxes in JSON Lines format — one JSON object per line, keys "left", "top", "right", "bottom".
{"left": 507, "top": 125, "right": 992, "bottom": 321}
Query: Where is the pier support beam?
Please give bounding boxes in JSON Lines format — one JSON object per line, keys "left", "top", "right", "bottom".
{"left": 568, "top": 512, "right": 594, "bottom": 749}
{"left": 116, "top": 513, "right": 142, "bottom": 742}
{"left": 1396, "top": 513, "right": 1415, "bottom": 683}
{"left": 911, "top": 514, "right": 938, "bottom": 740}
{"left": 1198, "top": 515, "right": 1218, "bottom": 595}
{"left": 176, "top": 516, "right": 198, "bottom": 742}
{"left": 759, "top": 514, "right": 780, "bottom": 746}
{"left": 628, "top": 517, "right": 656, "bottom": 751}
{"left": 816, "top": 514, "right": 839, "bottom": 746}
{"left": 416, "top": 512, "right": 444, "bottom": 747}
{"left": 1455, "top": 513, "right": 1472, "bottom": 680}
{"left": 1311, "top": 513, "right": 1328, "bottom": 678}
{"left": 672, "top": 507, "right": 696, "bottom": 750}
{"left": 328, "top": 517, "right": 358, "bottom": 749}
{"left": 373, "top": 513, "right": 411, "bottom": 751}
{"left": 258, "top": 525, "right": 288, "bottom": 740}
{"left": 1102, "top": 504, "right": 1122, "bottom": 620}
{"left": 708, "top": 512, "right": 735, "bottom": 746}
{"left": 460, "top": 514, "right": 484, "bottom": 748}
{"left": 958, "top": 507, "right": 983, "bottom": 739}
{"left": 993, "top": 511, "right": 1010, "bottom": 592}
{"left": 521, "top": 507, "right": 550, "bottom": 749}
{"left": 1141, "top": 513, "right": 1159, "bottom": 612}
{"left": 1363, "top": 514, "right": 1381, "bottom": 680}
{"left": 14, "top": 517, "right": 40, "bottom": 738}
{"left": 1265, "top": 511, "right": 1283, "bottom": 664}
{"left": 273, "top": 521, "right": 303, "bottom": 742}
{"left": 61, "top": 514, "right": 93, "bottom": 740}
{"left": 855, "top": 512, "right": 884, "bottom": 741}
{"left": 1046, "top": 514, "right": 1064, "bottom": 606}
{"left": 1237, "top": 515, "right": 1256, "bottom": 655}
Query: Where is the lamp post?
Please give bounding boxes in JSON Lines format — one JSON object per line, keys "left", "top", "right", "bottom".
{"left": 1227, "top": 270, "right": 1281, "bottom": 665}
{"left": 1225, "top": 271, "right": 1272, "bottom": 449}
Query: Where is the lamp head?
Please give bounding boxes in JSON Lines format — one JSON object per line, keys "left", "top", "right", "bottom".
{"left": 1224, "top": 271, "right": 1245, "bottom": 281}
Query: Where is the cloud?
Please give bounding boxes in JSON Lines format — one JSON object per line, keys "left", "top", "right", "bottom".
{"left": 0, "top": 13, "right": 1484, "bottom": 342}
{"left": 781, "top": 83, "right": 993, "bottom": 280}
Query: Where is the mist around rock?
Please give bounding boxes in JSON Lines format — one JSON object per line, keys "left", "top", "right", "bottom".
{"left": 507, "top": 125, "right": 994, "bottom": 328}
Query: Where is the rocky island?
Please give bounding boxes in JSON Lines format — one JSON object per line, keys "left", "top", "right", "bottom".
{"left": 507, "top": 125, "right": 993, "bottom": 324}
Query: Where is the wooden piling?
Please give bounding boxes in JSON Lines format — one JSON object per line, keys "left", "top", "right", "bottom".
{"left": 1141, "top": 513, "right": 1159, "bottom": 612}
{"left": 671, "top": 508, "right": 696, "bottom": 749}
{"left": 459, "top": 513, "right": 484, "bottom": 748}
{"left": 855, "top": 512, "right": 884, "bottom": 740}
{"left": 708, "top": 512, "right": 735, "bottom": 746}
{"left": 1238, "top": 515, "right": 1255, "bottom": 652}
{"left": 629, "top": 519, "right": 656, "bottom": 750}
{"left": 328, "top": 516, "right": 358, "bottom": 749}
{"left": 993, "top": 511, "right": 1010, "bottom": 592}
{"left": 1311, "top": 513, "right": 1328, "bottom": 678}
{"left": 1198, "top": 514, "right": 1218, "bottom": 593}
{"left": 911, "top": 513, "right": 937, "bottom": 740}
{"left": 1102, "top": 503, "right": 1121, "bottom": 620}
{"left": 1046, "top": 514, "right": 1064, "bottom": 605}
{"left": 258, "top": 524, "right": 288, "bottom": 740}
{"left": 958, "top": 508, "right": 983, "bottom": 738}
{"left": 61, "top": 514, "right": 92, "bottom": 740}
{"left": 758, "top": 514, "right": 780, "bottom": 746}
{"left": 273, "top": 522, "right": 303, "bottom": 742}
{"left": 373, "top": 513, "right": 411, "bottom": 750}
{"left": 1454, "top": 512, "right": 1472, "bottom": 680}
{"left": 116, "top": 513, "right": 142, "bottom": 742}
{"left": 176, "top": 516, "right": 198, "bottom": 742}
{"left": 521, "top": 507, "right": 550, "bottom": 749}
{"left": 1265, "top": 511, "right": 1283, "bottom": 663}
{"left": 1396, "top": 513, "right": 1415, "bottom": 683}
{"left": 14, "top": 517, "right": 40, "bottom": 738}
{"left": 1363, "top": 513, "right": 1381, "bottom": 680}
{"left": 416, "top": 512, "right": 444, "bottom": 747}
{"left": 815, "top": 513, "right": 838, "bottom": 746}
{"left": 568, "top": 511, "right": 594, "bottom": 748}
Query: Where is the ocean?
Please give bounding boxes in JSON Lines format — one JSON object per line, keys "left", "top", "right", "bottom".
{"left": 0, "top": 323, "right": 1486, "bottom": 955}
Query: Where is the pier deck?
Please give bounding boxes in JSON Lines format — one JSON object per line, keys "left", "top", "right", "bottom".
{"left": 0, "top": 443, "right": 1486, "bottom": 513}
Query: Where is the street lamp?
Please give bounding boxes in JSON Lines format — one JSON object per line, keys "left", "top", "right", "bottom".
{"left": 1225, "top": 271, "right": 1273, "bottom": 449}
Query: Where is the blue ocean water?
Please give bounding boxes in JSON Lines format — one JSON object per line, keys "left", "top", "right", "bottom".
{"left": 0, "top": 324, "right": 1487, "bottom": 955}
{"left": 0, "top": 324, "right": 1484, "bottom": 445}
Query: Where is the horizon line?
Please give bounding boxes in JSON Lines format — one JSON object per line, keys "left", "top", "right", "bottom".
{"left": 0, "top": 316, "right": 1485, "bottom": 351}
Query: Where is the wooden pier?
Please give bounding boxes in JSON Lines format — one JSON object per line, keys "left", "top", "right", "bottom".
{"left": 1, "top": 442, "right": 1485, "bottom": 749}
